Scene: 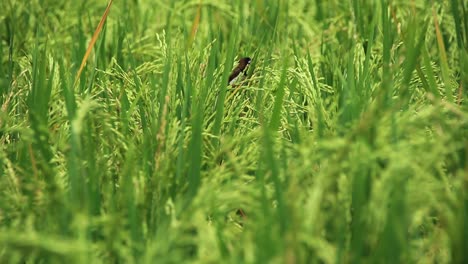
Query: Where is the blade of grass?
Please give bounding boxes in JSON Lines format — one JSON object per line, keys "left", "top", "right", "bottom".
{"left": 450, "top": 0, "right": 465, "bottom": 50}
{"left": 212, "top": 27, "right": 238, "bottom": 147}
{"left": 74, "top": 0, "right": 113, "bottom": 87}
{"left": 188, "top": 0, "right": 202, "bottom": 47}
{"left": 306, "top": 50, "right": 325, "bottom": 138}
{"left": 421, "top": 46, "right": 440, "bottom": 97}
{"left": 432, "top": 5, "right": 452, "bottom": 101}
{"left": 269, "top": 62, "right": 288, "bottom": 131}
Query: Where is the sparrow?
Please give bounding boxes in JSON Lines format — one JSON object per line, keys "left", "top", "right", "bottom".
{"left": 228, "top": 57, "right": 251, "bottom": 85}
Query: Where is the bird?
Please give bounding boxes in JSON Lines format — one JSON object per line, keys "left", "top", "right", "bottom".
{"left": 228, "top": 57, "right": 251, "bottom": 85}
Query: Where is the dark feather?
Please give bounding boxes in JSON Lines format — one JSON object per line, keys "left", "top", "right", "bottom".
{"left": 228, "top": 57, "right": 251, "bottom": 85}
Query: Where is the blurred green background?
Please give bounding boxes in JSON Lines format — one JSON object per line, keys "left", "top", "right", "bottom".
{"left": 1, "top": 0, "right": 467, "bottom": 263}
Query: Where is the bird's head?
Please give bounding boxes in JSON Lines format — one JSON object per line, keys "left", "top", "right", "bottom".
{"left": 239, "top": 57, "right": 251, "bottom": 66}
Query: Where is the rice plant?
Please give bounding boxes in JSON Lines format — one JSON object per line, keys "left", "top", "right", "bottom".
{"left": 1, "top": 0, "right": 467, "bottom": 263}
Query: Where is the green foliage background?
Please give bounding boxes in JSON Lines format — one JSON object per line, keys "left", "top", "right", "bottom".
{"left": 1, "top": 0, "right": 467, "bottom": 263}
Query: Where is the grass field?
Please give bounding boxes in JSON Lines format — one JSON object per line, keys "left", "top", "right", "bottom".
{"left": 1, "top": 0, "right": 467, "bottom": 263}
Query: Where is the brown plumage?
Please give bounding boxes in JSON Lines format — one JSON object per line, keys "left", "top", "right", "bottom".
{"left": 228, "top": 57, "right": 251, "bottom": 85}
